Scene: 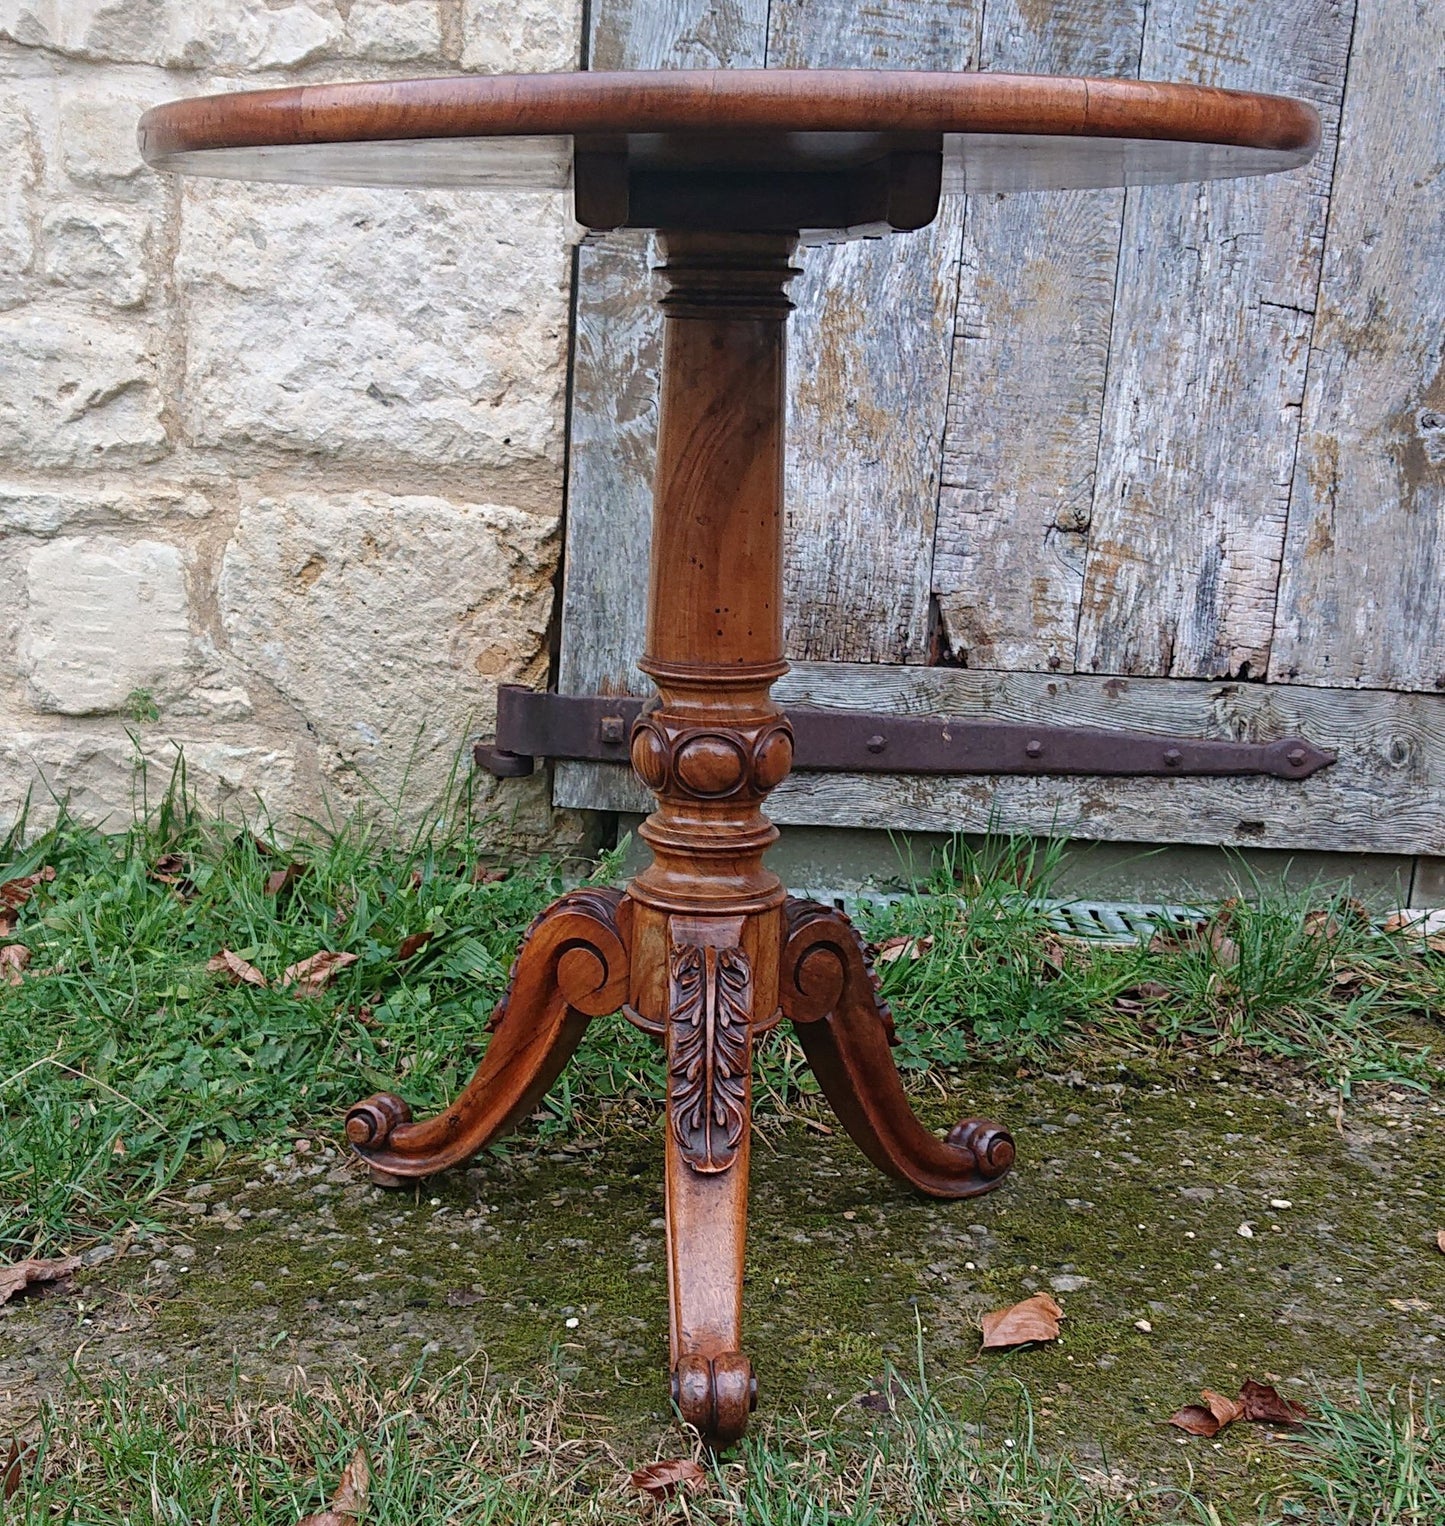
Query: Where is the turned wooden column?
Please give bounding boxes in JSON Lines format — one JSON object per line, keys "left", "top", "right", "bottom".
{"left": 624, "top": 232, "right": 799, "bottom": 1442}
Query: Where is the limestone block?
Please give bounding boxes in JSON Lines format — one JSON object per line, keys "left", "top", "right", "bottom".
{"left": 42, "top": 203, "right": 150, "bottom": 308}
{"left": 462, "top": 0, "right": 581, "bottom": 72}
{"left": 344, "top": 0, "right": 442, "bottom": 62}
{"left": 0, "top": 0, "right": 345, "bottom": 70}
{"left": 177, "top": 183, "right": 572, "bottom": 470}
{"left": 0, "top": 99, "right": 37, "bottom": 311}
{"left": 0, "top": 306, "right": 167, "bottom": 466}
{"left": 0, "top": 483, "right": 212, "bottom": 537}
{"left": 19, "top": 537, "right": 194, "bottom": 716}
{"left": 219, "top": 491, "right": 558, "bottom": 807}
{"left": 0, "top": 727, "right": 297, "bottom": 833}
{"left": 59, "top": 95, "right": 149, "bottom": 193}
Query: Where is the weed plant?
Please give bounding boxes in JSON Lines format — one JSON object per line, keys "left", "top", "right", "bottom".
{"left": 0, "top": 777, "right": 1438, "bottom": 1256}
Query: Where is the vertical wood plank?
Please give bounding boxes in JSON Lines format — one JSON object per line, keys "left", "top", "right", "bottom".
{"left": 1074, "top": 0, "right": 1354, "bottom": 681}
{"left": 1269, "top": 0, "right": 1445, "bottom": 693}
{"left": 556, "top": 0, "right": 769, "bottom": 710}
{"left": 931, "top": 0, "right": 1144, "bottom": 672}
{"left": 768, "top": 0, "right": 979, "bottom": 665}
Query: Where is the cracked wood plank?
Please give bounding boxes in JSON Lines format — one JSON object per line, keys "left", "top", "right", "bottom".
{"left": 1074, "top": 0, "right": 1355, "bottom": 681}
{"left": 768, "top": 0, "right": 979, "bottom": 664}
{"left": 1269, "top": 0, "right": 1445, "bottom": 693}
{"left": 555, "top": 661, "right": 1445, "bottom": 855}
{"left": 556, "top": 0, "right": 769, "bottom": 719}
{"left": 931, "top": 0, "right": 1145, "bottom": 673}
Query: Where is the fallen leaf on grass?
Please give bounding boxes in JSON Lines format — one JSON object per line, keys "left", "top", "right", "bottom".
{"left": 298, "top": 1446, "right": 370, "bottom": 1526}
{"left": 874, "top": 935, "right": 934, "bottom": 965}
{"left": 207, "top": 949, "right": 268, "bottom": 988}
{"left": 0, "top": 866, "right": 54, "bottom": 910}
{"left": 2, "top": 1440, "right": 34, "bottom": 1502}
{"left": 629, "top": 1459, "right": 705, "bottom": 1501}
{"left": 264, "top": 862, "right": 308, "bottom": 896}
{"left": 396, "top": 930, "right": 433, "bottom": 961}
{"left": 1169, "top": 1389, "right": 1244, "bottom": 1437}
{"left": 980, "top": 1293, "right": 1063, "bottom": 1349}
{"left": 149, "top": 854, "right": 198, "bottom": 898}
{"left": 470, "top": 864, "right": 510, "bottom": 885}
{"left": 282, "top": 950, "right": 358, "bottom": 996}
{"left": 0, "top": 945, "right": 29, "bottom": 986}
{"left": 1169, "top": 1379, "right": 1308, "bottom": 1438}
{"left": 0, "top": 1255, "right": 80, "bottom": 1306}
{"left": 1239, "top": 1379, "right": 1309, "bottom": 1425}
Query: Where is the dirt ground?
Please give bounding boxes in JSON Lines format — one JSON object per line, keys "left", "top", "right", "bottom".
{"left": 3, "top": 1057, "right": 1442, "bottom": 1506}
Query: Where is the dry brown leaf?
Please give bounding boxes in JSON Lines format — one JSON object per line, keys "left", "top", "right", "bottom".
{"left": 281, "top": 950, "right": 358, "bottom": 997}
{"left": 208, "top": 949, "right": 268, "bottom": 988}
{"left": 2, "top": 1439, "right": 33, "bottom": 1502}
{"left": 471, "top": 864, "right": 509, "bottom": 885}
{"left": 396, "top": 930, "right": 433, "bottom": 961}
{"left": 1238, "top": 1379, "right": 1309, "bottom": 1426}
{"left": 629, "top": 1458, "right": 706, "bottom": 1501}
{"left": 0, "top": 866, "right": 54, "bottom": 911}
{"left": 149, "top": 853, "right": 187, "bottom": 884}
{"left": 297, "top": 1446, "right": 370, "bottom": 1526}
{"left": 264, "top": 862, "right": 307, "bottom": 896}
{"left": 0, "top": 945, "right": 30, "bottom": 986}
{"left": 980, "top": 1292, "right": 1063, "bottom": 1349}
{"left": 0, "top": 1254, "right": 80, "bottom": 1307}
{"left": 874, "top": 935, "right": 934, "bottom": 965}
{"left": 1202, "top": 1389, "right": 1245, "bottom": 1428}
{"left": 1169, "top": 1404, "right": 1226, "bottom": 1437}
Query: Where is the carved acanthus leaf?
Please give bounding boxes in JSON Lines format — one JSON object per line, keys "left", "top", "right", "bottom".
{"left": 669, "top": 939, "right": 751, "bottom": 1174}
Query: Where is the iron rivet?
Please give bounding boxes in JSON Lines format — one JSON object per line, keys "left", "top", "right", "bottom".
{"left": 866, "top": 735, "right": 887, "bottom": 754}
{"left": 1286, "top": 747, "right": 1306, "bottom": 768}
{"left": 1163, "top": 748, "right": 1183, "bottom": 768}
{"left": 1025, "top": 739, "right": 1043, "bottom": 759}
{"left": 599, "top": 715, "right": 625, "bottom": 744}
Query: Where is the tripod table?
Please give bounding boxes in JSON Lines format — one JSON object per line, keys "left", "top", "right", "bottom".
{"left": 139, "top": 70, "right": 1319, "bottom": 1445}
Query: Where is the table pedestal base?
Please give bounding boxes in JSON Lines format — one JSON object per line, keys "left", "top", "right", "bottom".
{"left": 346, "top": 230, "right": 1013, "bottom": 1445}
{"left": 346, "top": 887, "right": 1012, "bottom": 1444}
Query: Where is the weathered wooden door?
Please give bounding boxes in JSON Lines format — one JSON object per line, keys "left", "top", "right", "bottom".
{"left": 557, "top": 0, "right": 1445, "bottom": 857}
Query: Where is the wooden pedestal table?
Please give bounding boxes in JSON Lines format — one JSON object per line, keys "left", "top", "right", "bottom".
{"left": 139, "top": 71, "right": 1319, "bottom": 1446}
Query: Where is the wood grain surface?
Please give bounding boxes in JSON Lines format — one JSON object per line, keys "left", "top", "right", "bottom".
{"left": 1074, "top": 0, "right": 1353, "bottom": 683}
{"left": 771, "top": 0, "right": 976, "bottom": 665}
{"left": 1269, "top": 0, "right": 1445, "bottom": 693}
{"left": 932, "top": 0, "right": 1145, "bottom": 672}
{"left": 557, "top": 659, "right": 1445, "bottom": 856}
{"left": 139, "top": 68, "right": 1320, "bottom": 161}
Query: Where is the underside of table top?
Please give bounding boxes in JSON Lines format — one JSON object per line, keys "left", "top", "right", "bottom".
{"left": 138, "top": 69, "right": 1320, "bottom": 216}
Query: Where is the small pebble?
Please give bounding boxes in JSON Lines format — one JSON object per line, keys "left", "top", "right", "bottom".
{"left": 1237, "top": 1223, "right": 1255, "bottom": 1239}
{"left": 1134, "top": 1319, "right": 1153, "bottom": 1333}
{"left": 565, "top": 1316, "right": 580, "bottom": 1328}
{"left": 1270, "top": 1198, "right": 1293, "bottom": 1209}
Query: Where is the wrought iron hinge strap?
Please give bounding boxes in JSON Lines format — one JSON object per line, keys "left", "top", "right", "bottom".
{"left": 474, "top": 685, "right": 1335, "bottom": 782}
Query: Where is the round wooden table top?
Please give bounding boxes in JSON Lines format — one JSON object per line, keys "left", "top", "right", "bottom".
{"left": 138, "top": 69, "right": 1319, "bottom": 199}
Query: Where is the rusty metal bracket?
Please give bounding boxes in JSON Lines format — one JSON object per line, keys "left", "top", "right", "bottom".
{"left": 474, "top": 685, "right": 1336, "bottom": 782}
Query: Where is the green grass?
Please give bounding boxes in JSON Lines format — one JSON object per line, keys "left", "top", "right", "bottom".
{"left": 8, "top": 1352, "right": 1439, "bottom": 1524}
{"left": 1, "top": 792, "right": 1440, "bottom": 1257}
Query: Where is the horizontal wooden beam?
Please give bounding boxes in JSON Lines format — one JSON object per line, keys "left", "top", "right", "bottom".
{"left": 554, "top": 663, "right": 1445, "bottom": 855}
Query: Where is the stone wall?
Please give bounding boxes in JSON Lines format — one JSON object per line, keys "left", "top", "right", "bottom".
{"left": 0, "top": 1, "right": 584, "bottom": 843}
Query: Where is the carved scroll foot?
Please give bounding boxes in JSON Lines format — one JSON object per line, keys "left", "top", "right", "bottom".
{"left": 663, "top": 914, "right": 759, "bottom": 1447}
{"left": 781, "top": 898, "right": 1015, "bottom": 1199}
{"left": 672, "top": 1352, "right": 757, "bottom": 1445}
{"left": 345, "top": 888, "right": 629, "bottom": 1180}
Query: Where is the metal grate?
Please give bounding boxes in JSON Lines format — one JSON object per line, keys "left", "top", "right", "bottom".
{"left": 790, "top": 888, "right": 1445, "bottom": 946}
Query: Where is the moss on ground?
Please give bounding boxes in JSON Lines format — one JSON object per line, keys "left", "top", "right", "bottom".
{"left": 3, "top": 1057, "right": 1442, "bottom": 1515}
